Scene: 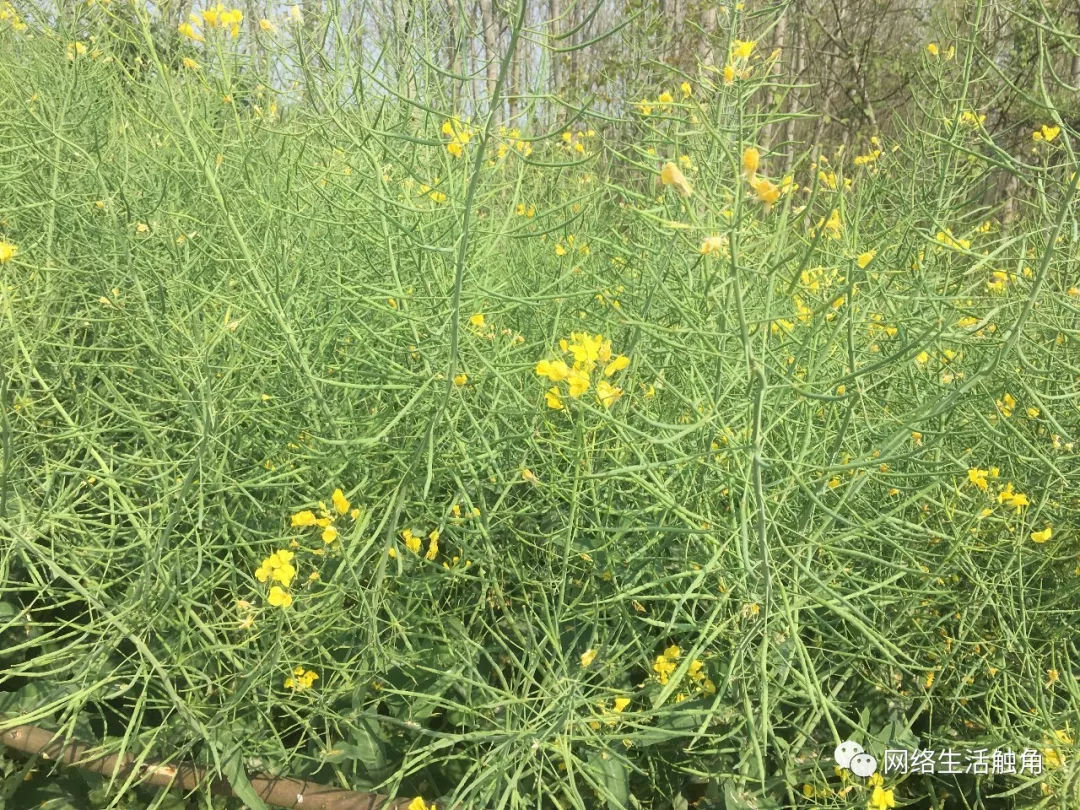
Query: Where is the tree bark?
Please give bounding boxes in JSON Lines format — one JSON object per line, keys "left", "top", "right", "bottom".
{"left": 479, "top": 0, "right": 499, "bottom": 106}
{"left": 699, "top": 5, "right": 718, "bottom": 67}
{"left": 549, "top": 0, "right": 563, "bottom": 122}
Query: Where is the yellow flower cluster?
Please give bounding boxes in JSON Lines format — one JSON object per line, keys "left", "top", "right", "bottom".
{"left": 284, "top": 666, "right": 318, "bottom": 690}
{"left": 291, "top": 487, "right": 357, "bottom": 544}
{"left": 742, "top": 146, "right": 781, "bottom": 208}
{"left": 800, "top": 265, "right": 842, "bottom": 294}
{"left": 396, "top": 527, "right": 440, "bottom": 560}
{"left": 1031, "top": 526, "right": 1053, "bottom": 543}
{"left": 1042, "top": 729, "right": 1072, "bottom": 767}
{"left": 732, "top": 39, "right": 755, "bottom": 61}
{"left": 935, "top": 228, "right": 970, "bottom": 250}
{"left": 0, "top": 2, "right": 28, "bottom": 32}
{"left": 496, "top": 126, "right": 532, "bottom": 158}
{"left": 180, "top": 5, "right": 243, "bottom": 40}
{"left": 417, "top": 178, "right": 447, "bottom": 204}
{"left": 812, "top": 209, "right": 843, "bottom": 239}
{"left": 1032, "top": 124, "right": 1060, "bottom": 142}
{"left": 986, "top": 269, "right": 1017, "bottom": 293}
{"left": 660, "top": 162, "right": 693, "bottom": 196}
{"left": 869, "top": 783, "right": 897, "bottom": 810}
{"left": 202, "top": 4, "right": 243, "bottom": 31}
{"left": 995, "top": 481, "right": 1029, "bottom": 511}
{"left": 536, "top": 333, "right": 629, "bottom": 410}
{"left": 996, "top": 392, "right": 1016, "bottom": 417}
{"left": 686, "top": 658, "right": 717, "bottom": 695}
{"left": 651, "top": 644, "right": 716, "bottom": 696}
{"left": 853, "top": 148, "right": 882, "bottom": 166}
{"left": 966, "top": 467, "right": 1030, "bottom": 512}
{"left": 588, "top": 696, "right": 632, "bottom": 730}
{"left": 652, "top": 644, "right": 681, "bottom": 684}
{"left": 700, "top": 235, "right": 727, "bottom": 256}
{"left": 926, "top": 42, "right": 955, "bottom": 59}
{"left": 554, "top": 233, "right": 588, "bottom": 256}
{"left": 442, "top": 117, "right": 472, "bottom": 158}
{"left": 254, "top": 550, "right": 296, "bottom": 608}
{"left": 721, "top": 39, "right": 756, "bottom": 84}
{"left": 0, "top": 241, "right": 17, "bottom": 263}
{"left": 636, "top": 89, "right": 678, "bottom": 116}
{"left": 867, "top": 313, "right": 897, "bottom": 340}
{"left": 560, "top": 129, "right": 595, "bottom": 155}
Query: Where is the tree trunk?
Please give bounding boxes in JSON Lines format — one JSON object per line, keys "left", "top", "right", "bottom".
{"left": 479, "top": 0, "right": 499, "bottom": 107}
{"left": 445, "top": 0, "right": 462, "bottom": 107}
{"left": 569, "top": 0, "right": 582, "bottom": 93}
{"left": 509, "top": 27, "right": 522, "bottom": 123}
{"left": 782, "top": 10, "right": 805, "bottom": 172}
{"left": 762, "top": 10, "right": 787, "bottom": 151}
{"left": 549, "top": 0, "right": 562, "bottom": 122}
{"left": 699, "top": 5, "right": 718, "bottom": 67}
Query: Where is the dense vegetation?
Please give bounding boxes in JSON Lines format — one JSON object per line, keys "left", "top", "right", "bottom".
{"left": 1, "top": 1, "right": 1078, "bottom": 808}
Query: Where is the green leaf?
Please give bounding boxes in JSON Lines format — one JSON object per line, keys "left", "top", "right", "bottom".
{"left": 349, "top": 718, "right": 388, "bottom": 775}
{"left": 0, "top": 681, "right": 74, "bottom": 722}
{"left": 322, "top": 719, "right": 388, "bottom": 778}
{"left": 720, "top": 780, "right": 782, "bottom": 810}
{"left": 585, "top": 750, "right": 629, "bottom": 810}
{"left": 208, "top": 729, "right": 269, "bottom": 810}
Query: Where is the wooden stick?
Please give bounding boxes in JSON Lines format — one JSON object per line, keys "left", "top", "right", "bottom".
{"left": 1, "top": 721, "right": 416, "bottom": 810}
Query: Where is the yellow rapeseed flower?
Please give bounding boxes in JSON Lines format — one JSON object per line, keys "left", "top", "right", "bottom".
{"left": 751, "top": 177, "right": 779, "bottom": 206}
{"left": 567, "top": 369, "right": 590, "bottom": 398}
{"left": 401, "top": 528, "right": 421, "bottom": 554}
{"left": 660, "top": 161, "right": 693, "bottom": 196}
{"left": 267, "top": 585, "right": 293, "bottom": 608}
{"left": 536, "top": 359, "right": 571, "bottom": 382}
{"left": 869, "top": 785, "right": 897, "bottom": 810}
{"left": 1031, "top": 526, "right": 1052, "bottom": 543}
{"left": 332, "top": 488, "right": 349, "bottom": 515}
{"left": 596, "top": 380, "right": 622, "bottom": 408}
{"left": 742, "top": 146, "right": 759, "bottom": 180}
{"left": 967, "top": 468, "right": 989, "bottom": 491}
{"left": 732, "top": 39, "right": 755, "bottom": 60}
{"left": 0, "top": 241, "right": 17, "bottom": 263}
{"left": 284, "top": 667, "right": 318, "bottom": 690}
{"left": 603, "top": 355, "right": 629, "bottom": 376}
{"left": 292, "top": 510, "right": 317, "bottom": 526}
{"left": 700, "top": 235, "right": 726, "bottom": 255}
{"left": 178, "top": 21, "right": 203, "bottom": 41}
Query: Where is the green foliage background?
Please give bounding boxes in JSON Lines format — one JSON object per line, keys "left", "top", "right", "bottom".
{"left": 1, "top": 1, "right": 1079, "bottom": 808}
